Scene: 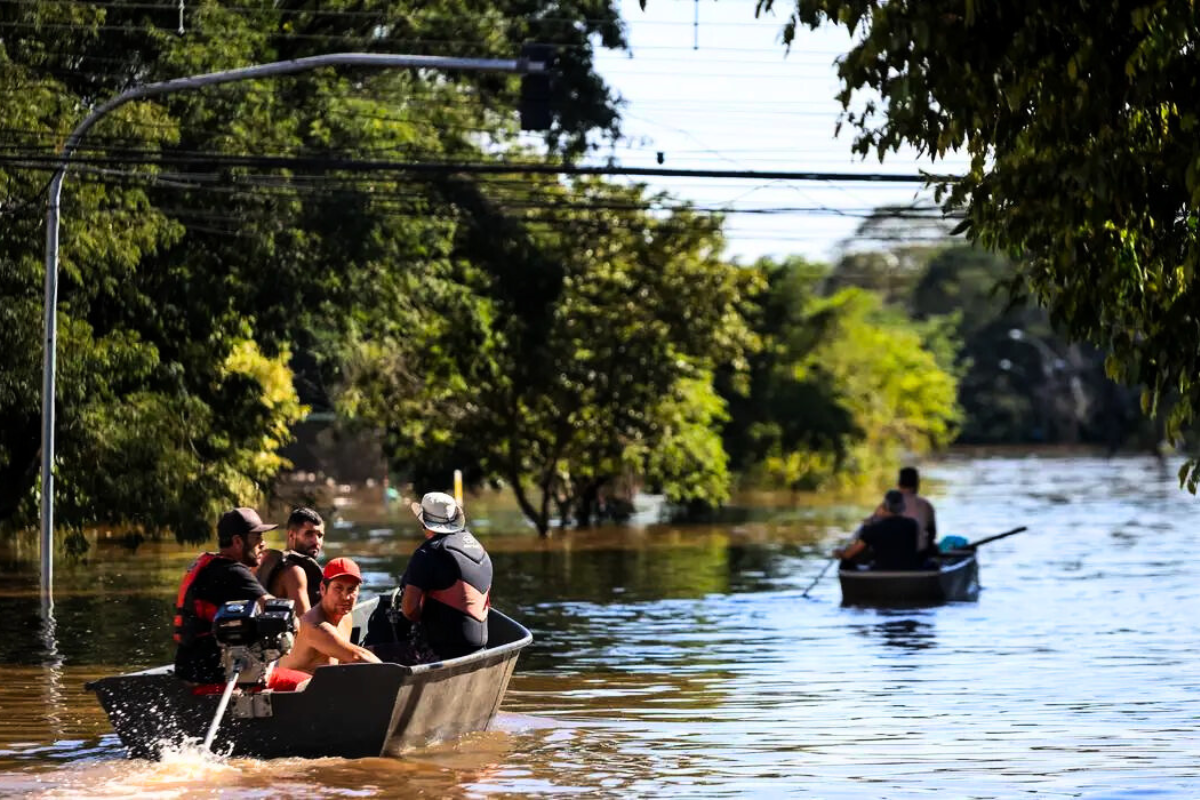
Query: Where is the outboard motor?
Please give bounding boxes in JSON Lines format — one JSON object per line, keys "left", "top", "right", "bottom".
{"left": 202, "top": 598, "right": 296, "bottom": 751}
{"left": 211, "top": 598, "right": 296, "bottom": 686}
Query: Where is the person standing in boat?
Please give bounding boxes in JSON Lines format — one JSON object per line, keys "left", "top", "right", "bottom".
{"left": 256, "top": 507, "right": 326, "bottom": 615}
{"left": 400, "top": 492, "right": 493, "bottom": 661}
{"left": 834, "top": 490, "right": 925, "bottom": 571}
{"left": 172, "top": 507, "right": 310, "bottom": 691}
{"left": 897, "top": 466, "right": 938, "bottom": 555}
{"left": 277, "top": 557, "right": 381, "bottom": 674}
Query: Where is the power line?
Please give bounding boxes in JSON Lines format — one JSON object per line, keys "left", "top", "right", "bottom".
{"left": 0, "top": 150, "right": 946, "bottom": 183}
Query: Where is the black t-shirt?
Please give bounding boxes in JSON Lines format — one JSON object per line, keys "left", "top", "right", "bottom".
{"left": 860, "top": 516, "right": 924, "bottom": 571}
{"left": 173, "top": 557, "right": 266, "bottom": 683}
{"left": 402, "top": 531, "right": 492, "bottom": 658}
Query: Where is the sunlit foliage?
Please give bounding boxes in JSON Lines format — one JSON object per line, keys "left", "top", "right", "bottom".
{"left": 764, "top": 0, "right": 1200, "bottom": 486}
{"left": 723, "top": 257, "right": 960, "bottom": 491}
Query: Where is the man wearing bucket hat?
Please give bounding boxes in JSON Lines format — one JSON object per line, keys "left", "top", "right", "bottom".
{"left": 398, "top": 491, "right": 493, "bottom": 661}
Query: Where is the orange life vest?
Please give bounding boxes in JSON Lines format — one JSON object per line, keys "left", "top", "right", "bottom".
{"left": 172, "top": 552, "right": 229, "bottom": 646}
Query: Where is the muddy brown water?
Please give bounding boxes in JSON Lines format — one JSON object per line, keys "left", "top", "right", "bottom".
{"left": 1, "top": 455, "right": 1198, "bottom": 798}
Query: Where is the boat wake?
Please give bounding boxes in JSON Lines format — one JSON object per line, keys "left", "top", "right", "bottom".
{"left": 25, "top": 740, "right": 242, "bottom": 798}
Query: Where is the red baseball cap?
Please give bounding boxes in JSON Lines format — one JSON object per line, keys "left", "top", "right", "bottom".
{"left": 322, "top": 557, "right": 362, "bottom": 584}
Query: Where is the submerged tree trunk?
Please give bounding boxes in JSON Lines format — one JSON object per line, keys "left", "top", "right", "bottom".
{"left": 552, "top": 487, "right": 574, "bottom": 531}
{"left": 538, "top": 484, "right": 554, "bottom": 538}
{"left": 575, "top": 480, "right": 606, "bottom": 527}
{"left": 507, "top": 469, "right": 550, "bottom": 536}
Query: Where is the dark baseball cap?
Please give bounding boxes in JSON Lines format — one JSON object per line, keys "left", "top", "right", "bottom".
{"left": 217, "top": 507, "right": 278, "bottom": 543}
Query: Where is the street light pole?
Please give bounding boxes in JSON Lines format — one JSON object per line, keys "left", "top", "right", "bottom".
{"left": 39, "top": 52, "right": 545, "bottom": 605}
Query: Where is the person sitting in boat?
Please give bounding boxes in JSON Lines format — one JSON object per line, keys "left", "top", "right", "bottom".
{"left": 172, "top": 507, "right": 311, "bottom": 691}
{"left": 896, "top": 466, "right": 938, "bottom": 556}
{"left": 256, "top": 507, "right": 326, "bottom": 615}
{"left": 834, "top": 490, "right": 925, "bottom": 571}
{"left": 399, "top": 492, "right": 493, "bottom": 661}
{"left": 277, "top": 557, "right": 382, "bottom": 674}
{"left": 860, "top": 467, "right": 939, "bottom": 556}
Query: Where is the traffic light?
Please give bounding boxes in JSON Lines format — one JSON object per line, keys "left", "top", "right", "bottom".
{"left": 519, "top": 43, "right": 555, "bottom": 131}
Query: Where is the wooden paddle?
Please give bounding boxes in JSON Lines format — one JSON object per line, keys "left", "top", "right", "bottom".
{"left": 964, "top": 525, "right": 1028, "bottom": 550}
{"left": 800, "top": 557, "right": 838, "bottom": 598}
{"left": 801, "top": 531, "right": 863, "bottom": 597}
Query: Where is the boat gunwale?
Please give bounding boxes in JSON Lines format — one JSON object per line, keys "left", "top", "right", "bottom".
{"left": 837, "top": 552, "right": 977, "bottom": 581}
{"left": 85, "top": 603, "right": 532, "bottom": 689}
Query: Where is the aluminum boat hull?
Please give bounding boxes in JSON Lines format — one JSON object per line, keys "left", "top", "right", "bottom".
{"left": 86, "top": 604, "right": 532, "bottom": 759}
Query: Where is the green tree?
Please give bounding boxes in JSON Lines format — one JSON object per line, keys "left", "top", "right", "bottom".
{"left": 912, "top": 246, "right": 1154, "bottom": 448}
{"left": 340, "top": 178, "right": 760, "bottom": 535}
{"left": 723, "top": 257, "right": 960, "bottom": 491}
{"left": 822, "top": 206, "right": 950, "bottom": 307}
{"left": 0, "top": 0, "right": 628, "bottom": 541}
{"left": 764, "top": 0, "right": 1200, "bottom": 484}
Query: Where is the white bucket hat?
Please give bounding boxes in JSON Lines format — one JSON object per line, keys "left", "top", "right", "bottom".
{"left": 410, "top": 491, "right": 466, "bottom": 534}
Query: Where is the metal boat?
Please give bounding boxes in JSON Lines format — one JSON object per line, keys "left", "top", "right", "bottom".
{"left": 838, "top": 551, "right": 980, "bottom": 606}
{"left": 86, "top": 601, "right": 532, "bottom": 759}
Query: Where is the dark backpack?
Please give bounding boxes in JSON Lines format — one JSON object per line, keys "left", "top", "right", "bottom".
{"left": 363, "top": 586, "right": 412, "bottom": 647}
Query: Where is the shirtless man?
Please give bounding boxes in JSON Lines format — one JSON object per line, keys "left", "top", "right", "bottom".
{"left": 277, "top": 557, "right": 381, "bottom": 674}
{"left": 257, "top": 507, "right": 325, "bottom": 615}
{"left": 897, "top": 466, "right": 937, "bottom": 555}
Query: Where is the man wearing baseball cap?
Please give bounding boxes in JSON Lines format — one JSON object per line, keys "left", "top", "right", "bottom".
{"left": 173, "top": 507, "right": 275, "bottom": 683}
{"left": 278, "top": 556, "right": 381, "bottom": 674}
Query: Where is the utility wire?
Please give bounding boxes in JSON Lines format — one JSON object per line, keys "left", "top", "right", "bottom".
{"left": 0, "top": 150, "right": 945, "bottom": 183}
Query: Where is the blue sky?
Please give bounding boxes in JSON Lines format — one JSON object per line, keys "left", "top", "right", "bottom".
{"left": 586, "top": 0, "right": 970, "bottom": 265}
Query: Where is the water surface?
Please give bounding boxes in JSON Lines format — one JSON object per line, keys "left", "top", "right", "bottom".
{"left": 1, "top": 455, "right": 1197, "bottom": 798}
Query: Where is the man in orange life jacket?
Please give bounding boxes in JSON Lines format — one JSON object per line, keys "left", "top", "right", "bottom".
{"left": 256, "top": 507, "right": 325, "bottom": 615}
{"left": 172, "top": 507, "right": 309, "bottom": 691}
{"left": 400, "top": 492, "right": 493, "bottom": 661}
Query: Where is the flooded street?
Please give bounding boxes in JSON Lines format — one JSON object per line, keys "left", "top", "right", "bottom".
{"left": 1, "top": 455, "right": 1198, "bottom": 797}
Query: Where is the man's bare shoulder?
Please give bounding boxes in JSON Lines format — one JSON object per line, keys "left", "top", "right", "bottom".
{"left": 279, "top": 562, "right": 309, "bottom": 583}
{"left": 299, "top": 605, "right": 329, "bottom": 629}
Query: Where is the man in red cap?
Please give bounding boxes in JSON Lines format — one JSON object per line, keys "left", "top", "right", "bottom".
{"left": 278, "top": 557, "right": 381, "bottom": 674}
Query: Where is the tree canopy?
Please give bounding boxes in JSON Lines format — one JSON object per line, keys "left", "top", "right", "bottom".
{"left": 340, "top": 178, "right": 760, "bottom": 535}
{"left": 7, "top": 0, "right": 1104, "bottom": 544}
{"left": 0, "top": 0, "right": 629, "bottom": 541}
{"left": 720, "top": 256, "right": 961, "bottom": 492}
{"left": 764, "top": 0, "right": 1200, "bottom": 484}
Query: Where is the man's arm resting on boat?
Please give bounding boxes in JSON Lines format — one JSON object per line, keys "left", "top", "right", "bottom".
{"left": 310, "top": 621, "right": 381, "bottom": 664}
